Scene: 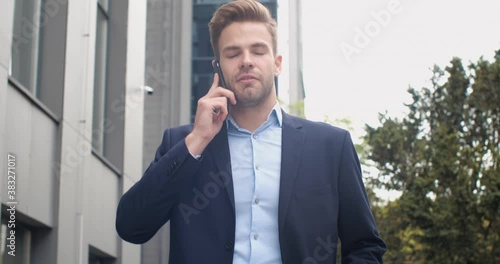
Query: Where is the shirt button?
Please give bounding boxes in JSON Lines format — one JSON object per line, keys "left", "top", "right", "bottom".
{"left": 255, "top": 166, "right": 259, "bottom": 170}
{"left": 254, "top": 198, "right": 260, "bottom": 204}
{"left": 252, "top": 135, "right": 257, "bottom": 139}
{"left": 253, "top": 233, "right": 259, "bottom": 240}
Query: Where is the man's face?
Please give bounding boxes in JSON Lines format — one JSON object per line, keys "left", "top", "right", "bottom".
{"left": 218, "top": 22, "right": 282, "bottom": 108}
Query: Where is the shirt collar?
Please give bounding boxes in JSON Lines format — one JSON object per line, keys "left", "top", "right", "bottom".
{"left": 271, "top": 102, "right": 283, "bottom": 127}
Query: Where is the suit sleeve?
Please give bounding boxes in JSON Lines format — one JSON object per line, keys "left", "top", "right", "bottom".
{"left": 337, "top": 132, "right": 387, "bottom": 263}
{"left": 116, "top": 128, "right": 201, "bottom": 244}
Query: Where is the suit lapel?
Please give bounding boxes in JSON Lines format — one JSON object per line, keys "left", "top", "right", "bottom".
{"left": 207, "top": 125, "right": 235, "bottom": 211}
{"left": 278, "top": 112, "right": 306, "bottom": 235}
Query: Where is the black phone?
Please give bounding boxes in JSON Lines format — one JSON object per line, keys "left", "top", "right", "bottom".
{"left": 213, "top": 60, "right": 227, "bottom": 88}
{"left": 213, "top": 60, "right": 229, "bottom": 115}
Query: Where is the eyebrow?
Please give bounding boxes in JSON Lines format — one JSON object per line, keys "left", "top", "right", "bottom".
{"left": 222, "top": 42, "right": 270, "bottom": 53}
{"left": 250, "top": 42, "right": 270, "bottom": 50}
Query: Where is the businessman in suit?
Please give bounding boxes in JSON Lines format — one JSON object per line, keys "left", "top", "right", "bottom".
{"left": 116, "top": 0, "right": 386, "bottom": 263}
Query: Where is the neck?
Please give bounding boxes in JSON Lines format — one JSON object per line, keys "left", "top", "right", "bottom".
{"left": 229, "top": 97, "right": 276, "bottom": 133}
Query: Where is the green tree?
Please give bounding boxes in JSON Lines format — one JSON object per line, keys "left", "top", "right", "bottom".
{"left": 365, "top": 50, "right": 500, "bottom": 263}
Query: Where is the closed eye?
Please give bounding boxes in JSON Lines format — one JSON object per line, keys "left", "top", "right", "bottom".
{"left": 252, "top": 47, "right": 268, "bottom": 55}
{"left": 251, "top": 42, "right": 270, "bottom": 55}
{"left": 226, "top": 52, "right": 240, "bottom": 58}
{"left": 222, "top": 46, "right": 241, "bottom": 59}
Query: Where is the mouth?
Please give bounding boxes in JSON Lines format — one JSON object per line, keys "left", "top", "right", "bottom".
{"left": 236, "top": 74, "right": 258, "bottom": 84}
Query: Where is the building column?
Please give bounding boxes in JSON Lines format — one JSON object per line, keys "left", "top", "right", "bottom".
{"left": 120, "top": 0, "right": 147, "bottom": 263}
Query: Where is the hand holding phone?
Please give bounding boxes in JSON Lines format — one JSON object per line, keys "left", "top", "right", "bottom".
{"left": 185, "top": 61, "right": 236, "bottom": 156}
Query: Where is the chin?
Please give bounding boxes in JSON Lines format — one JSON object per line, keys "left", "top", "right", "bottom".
{"left": 237, "top": 95, "right": 268, "bottom": 108}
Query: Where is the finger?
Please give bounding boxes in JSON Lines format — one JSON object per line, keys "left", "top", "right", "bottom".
{"left": 216, "top": 101, "right": 229, "bottom": 120}
{"left": 211, "top": 97, "right": 229, "bottom": 116}
{"left": 208, "top": 85, "right": 236, "bottom": 104}
{"left": 207, "top": 73, "right": 237, "bottom": 105}
{"left": 210, "top": 72, "right": 219, "bottom": 91}
{"left": 215, "top": 88, "right": 236, "bottom": 105}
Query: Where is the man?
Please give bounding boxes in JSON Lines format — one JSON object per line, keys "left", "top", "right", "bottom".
{"left": 116, "top": 0, "right": 386, "bottom": 263}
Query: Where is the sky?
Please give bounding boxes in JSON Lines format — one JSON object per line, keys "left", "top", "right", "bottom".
{"left": 300, "top": 0, "right": 500, "bottom": 142}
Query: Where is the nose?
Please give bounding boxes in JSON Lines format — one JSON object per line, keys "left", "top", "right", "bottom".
{"left": 239, "top": 51, "right": 254, "bottom": 70}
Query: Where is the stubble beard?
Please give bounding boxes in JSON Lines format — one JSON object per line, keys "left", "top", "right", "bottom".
{"left": 230, "top": 74, "right": 275, "bottom": 108}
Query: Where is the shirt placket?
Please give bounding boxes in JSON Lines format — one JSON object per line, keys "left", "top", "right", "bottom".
{"left": 249, "top": 131, "right": 262, "bottom": 263}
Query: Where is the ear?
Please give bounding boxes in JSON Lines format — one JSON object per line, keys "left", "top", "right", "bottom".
{"left": 274, "top": 55, "right": 283, "bottom": 76}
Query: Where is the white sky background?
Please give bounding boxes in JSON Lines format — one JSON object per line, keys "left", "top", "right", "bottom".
{"left": 301, "top": 0, "right": 500, "bottom": 142}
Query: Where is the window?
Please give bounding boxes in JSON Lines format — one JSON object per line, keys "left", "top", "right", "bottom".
{"left": 10, "top": 0, "right": 44, "bottom": 95}
{"left": 88, "top": 246, "right": 114, "bottom": 264}
{"left": 92, "top": 0, "right": 110, "bottom": 155}
{"left": 10, "top": 0, "right": 67, "bottom": 119}
{"left": 0, "top": 219, "right": 32, "bottom": 264}
{"left": 90, "top": 0, "right": 127, "bottom": 173}
{"left": 88, "top": 254, "right": 105, "bottom": 264}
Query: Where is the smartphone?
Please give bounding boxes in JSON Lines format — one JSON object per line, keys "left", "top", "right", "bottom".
{"left": 213, "top": 60, "right": 227, "bottom": 88}
{"left": 213, "top": 61, "right": 228, "bottom": 115}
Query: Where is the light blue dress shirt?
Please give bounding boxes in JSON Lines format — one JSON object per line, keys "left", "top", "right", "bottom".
{"left": 227, "top": 103, "right": 283, "bottom": 264}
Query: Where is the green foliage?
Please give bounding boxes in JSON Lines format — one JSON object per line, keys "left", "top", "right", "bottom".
{"left": 365, "top": 50, "right": 500, "bottom": 263}
{"left": 279, "top": 97, "right": 306, "bottom": 118}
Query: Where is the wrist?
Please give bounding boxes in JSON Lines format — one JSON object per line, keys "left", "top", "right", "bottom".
{"left": 185, "top": 132, "right": 210, "bottom": 156}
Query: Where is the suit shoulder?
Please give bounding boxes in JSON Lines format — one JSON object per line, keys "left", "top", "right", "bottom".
{"left": 161, "top": 124, "right": 194, "bottom": 142}
{"left": 287, "top": 114, "right": 349, "bottom": 136}
{"left": 165, "top": 124, "right": 194, "bottom": 134}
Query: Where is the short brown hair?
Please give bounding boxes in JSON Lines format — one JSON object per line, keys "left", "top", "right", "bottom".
{"left": 208, "top": 0, "right": 277, "bottom": 60}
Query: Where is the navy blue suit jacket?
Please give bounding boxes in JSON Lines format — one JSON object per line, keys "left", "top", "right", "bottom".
{"left": 116, "top": 111, "right": 386, "bottom": 263}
